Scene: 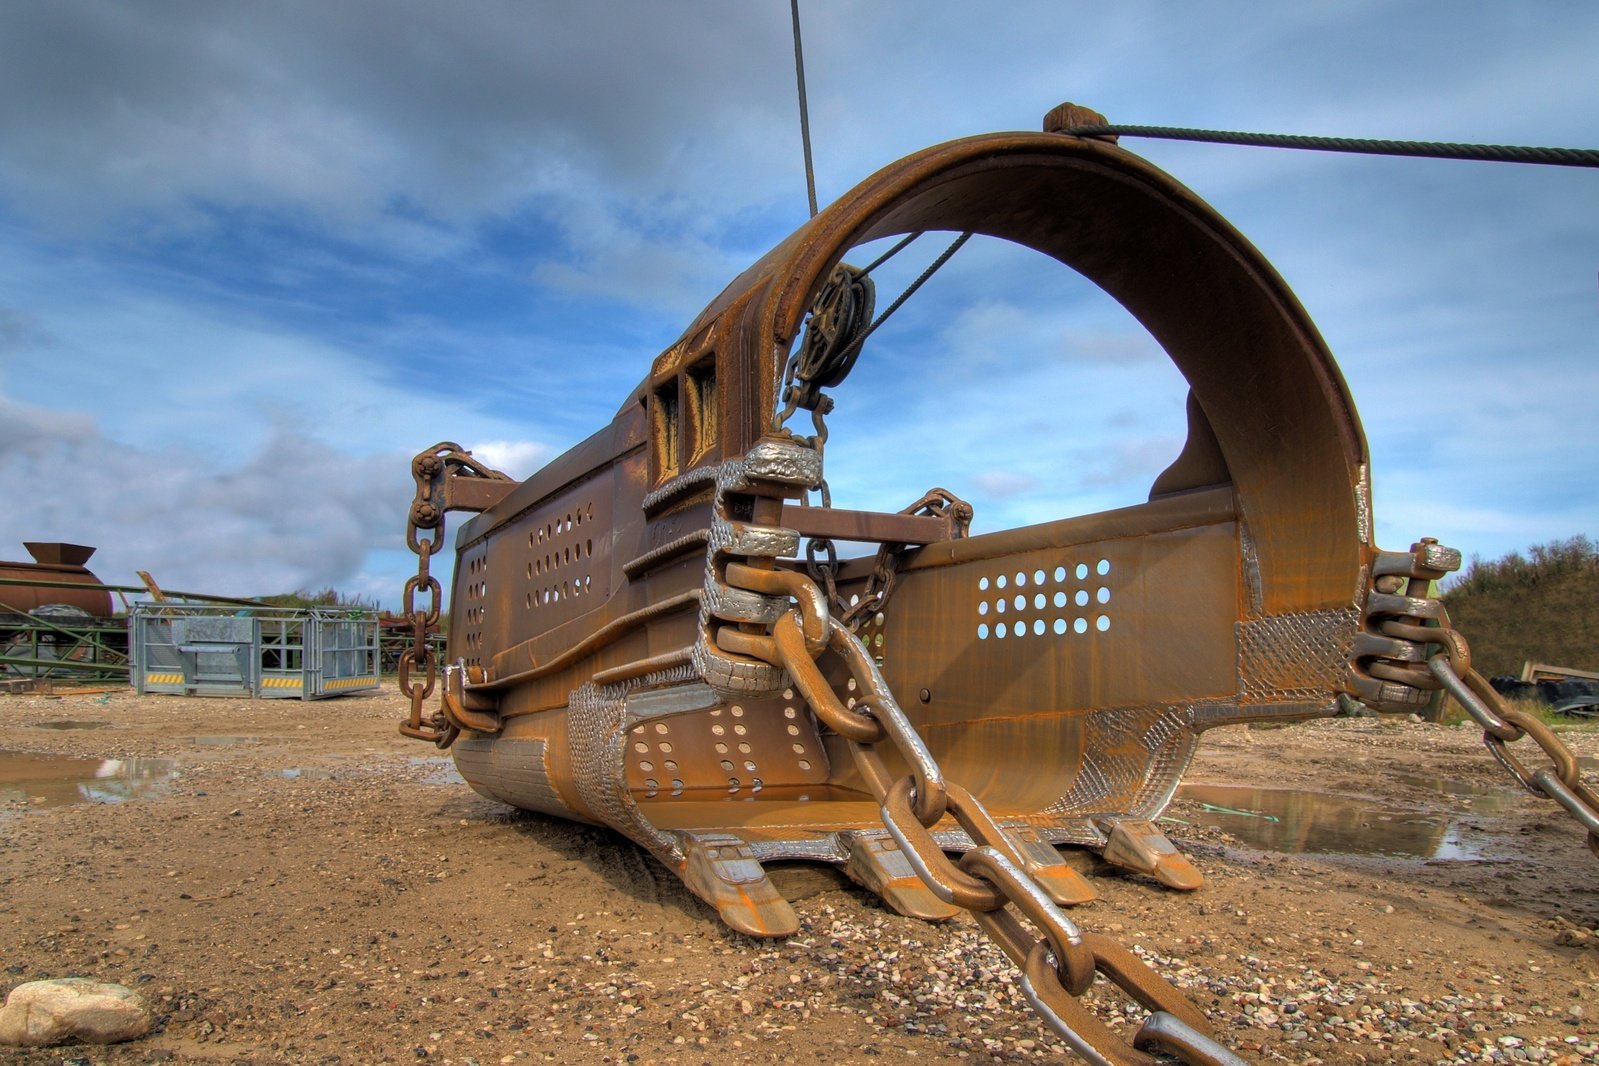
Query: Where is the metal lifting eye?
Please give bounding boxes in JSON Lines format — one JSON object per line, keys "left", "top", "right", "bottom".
{"left": 787, "top": 262, "right": 875, "bottom": 411}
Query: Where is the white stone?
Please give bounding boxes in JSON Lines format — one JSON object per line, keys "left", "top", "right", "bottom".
{"left": 0, "top": 978, "right": 152, "bottom": 1047}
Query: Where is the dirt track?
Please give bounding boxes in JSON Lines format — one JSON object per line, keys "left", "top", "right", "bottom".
{"left": 2, "top": 689, "right": 1597, "bottom": 1065}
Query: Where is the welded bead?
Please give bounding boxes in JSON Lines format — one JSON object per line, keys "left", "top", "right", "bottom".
{"left": 1364, "top": 590, "right": 1446, "bottom": 619}
{"left": 960, "top": 848, "right": 1094, "bottom": 994}
{"left": 1352, "top": 630, "right": 1429, "bottom": 662}
{"left": 881, "top": 778, "right": 1006, "bottom": 911}
{"left": 703, "top": 579, "right": 790, "bottom": 626}
{"left": 1346, "top": 672, "right": 1428, "bottom": 710}
{"left": 1371, "top": 544, "right": 1462, "bottom": 581}
{"left": 771, "top": 614, "right": 882, "bottom": 743}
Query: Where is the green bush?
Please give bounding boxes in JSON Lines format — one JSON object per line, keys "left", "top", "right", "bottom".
{"left": 1440, "top": 536, "right": 1599, "bottom": 678}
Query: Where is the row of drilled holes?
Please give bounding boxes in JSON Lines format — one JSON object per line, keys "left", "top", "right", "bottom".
{"left": 976, "top": 560, "right": 1114, "bottom": 640}
{"left": 528, "top": 538, "right": 594, "bottom": 578}
{"left": 979, "top": 616, "right": 1110, "bottom": 639}
{"left": 530, "top": 505, "right": 594, "bottom": 547}
{"left": 631, "top": 703, "right": 812, "bottom": 798}
{"left": 982, "top": 586, "right": 1110, "bottom": 616}
{"left": 526, "top": 574, "right": 593, "bottom": 609}
{"left": 981, "top": 560, "right": 1111, "bottom": 589}
{"left": 461, "top": 556, "right": 487, "bottom": 662}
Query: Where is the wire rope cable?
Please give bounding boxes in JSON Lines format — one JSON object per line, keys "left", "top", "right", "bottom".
{"left": 789, "top": 0, "right": 818, "bottom": 216}
{"left": 1053, "top": 123, "right": 1599, "bottom": 169}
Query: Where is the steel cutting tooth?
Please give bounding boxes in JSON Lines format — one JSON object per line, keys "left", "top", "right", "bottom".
{"left": 676, "top": 832, "right": 798, "bottom": 938}
{"left": 842, "top": 831, "right": 960, "bottom": 921}
{"left": 1094, "top": 818, "right": 1204, "bottom": 891}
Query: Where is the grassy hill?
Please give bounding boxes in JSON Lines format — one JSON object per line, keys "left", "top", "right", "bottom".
{"left": 1440, "top": 536, "right": 1599, "bottom": 679}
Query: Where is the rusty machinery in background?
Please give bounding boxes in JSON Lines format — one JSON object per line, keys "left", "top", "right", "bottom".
{"left": 397, "top": 106, "right": 1599, "bottom": 1064}
{"left": 0, "top": 542, "right": 129, "bottom": 683}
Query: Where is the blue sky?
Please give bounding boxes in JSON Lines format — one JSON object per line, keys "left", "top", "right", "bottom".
{"left": 1, "top": 2, "right": 1594, "bottom": 608}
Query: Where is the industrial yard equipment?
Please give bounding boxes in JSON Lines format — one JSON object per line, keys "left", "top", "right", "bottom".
{"left": 396, "top": 106, "right": 1598, "bottom": 1065}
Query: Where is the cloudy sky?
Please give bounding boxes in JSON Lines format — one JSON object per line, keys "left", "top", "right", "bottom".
{"left": 1, "top": 2, "right": 1594, "bottom": 609}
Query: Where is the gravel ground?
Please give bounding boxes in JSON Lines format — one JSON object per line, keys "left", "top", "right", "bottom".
{"left": 2, "top": 689, "right": 1596, "bottom": 1065}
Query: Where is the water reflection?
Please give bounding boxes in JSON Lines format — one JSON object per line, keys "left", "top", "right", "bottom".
{"left": 276, "top": 767, "right": 338, "bottom": 780}
{"left": 1175, "top": 783, "right": 1500, "bottom": 860}
{"left": 0, "top": 750, "right": 180, "bottom": 809}
{"left": 410, "top": 756, "right": 466, "bottom": 786}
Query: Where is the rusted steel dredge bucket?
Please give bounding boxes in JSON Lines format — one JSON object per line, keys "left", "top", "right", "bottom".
{"left": 398, "top": 109, "right": 1599, "bottom": 1060}
{"left": 416, "top": 116, "right": 1400, "bottom": 934}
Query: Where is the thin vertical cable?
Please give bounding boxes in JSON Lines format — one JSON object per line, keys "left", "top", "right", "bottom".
{"left": 790, "top": 0, "right": 818, "bottom": 217}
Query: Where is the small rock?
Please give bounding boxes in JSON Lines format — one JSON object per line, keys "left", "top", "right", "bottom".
{"left": 0, "top": 978, "right": 152, "bottom": 1047}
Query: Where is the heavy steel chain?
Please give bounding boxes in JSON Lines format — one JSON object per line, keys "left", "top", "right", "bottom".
{"left": 720, "top": 568, "right": 1241, "bottom": 1065}
{"left": 799, "top": 483, "right": 974, "bottom": 632}
{"left": 398, "top": 443, "right": 510, "bottom": 748}
{"left": 1431, "top": 655, "right": 1599, "bottom": 858}
{"left": 1355, "top": 540, "right": 1599, "bottom": 858}
{"left": 839, "top": 488, "right": 973, "bottom": 632}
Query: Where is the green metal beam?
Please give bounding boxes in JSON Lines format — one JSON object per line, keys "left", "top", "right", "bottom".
{"left": 0, "top": 654, "right": 129, "bottom": 674}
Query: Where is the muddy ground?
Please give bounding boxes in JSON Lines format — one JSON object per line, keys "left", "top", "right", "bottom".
{"left": 2, "top": 689, "right": 1596, "bottom": 1065}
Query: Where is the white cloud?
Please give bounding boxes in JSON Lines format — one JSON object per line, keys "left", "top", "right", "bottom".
{"left": 0, "top": 0, "right": 1594, "bottom": 609}
{"left": 973, "top": 471, "right": 1038, "bottom": 499}
{"left": 0, "top": 393, "right": 410, "bottom": 601}
{"left": 468, "top": 440, "right": 547, "bottom": 481}
{"left": 0, "top": 240, "right": 555, "bottom": 465}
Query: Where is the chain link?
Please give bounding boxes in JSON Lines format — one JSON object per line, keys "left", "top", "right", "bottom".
{"left": 1428, "top": 654, "right": 1599, "bottom": 857}
{"left": 840, "top": 488, "right": 972, "bottom": 631}
{"left": 796, "top": 481, "right": 973, "bottom": 632}
{"left": 722, "top": 570, "right": 1239, "bottom": 1064}
{"left": 1355, "top": 540, "right": 1599, "bottom": 858}
{"left": 398, "top": 443, "right": 510, "bottom": 748}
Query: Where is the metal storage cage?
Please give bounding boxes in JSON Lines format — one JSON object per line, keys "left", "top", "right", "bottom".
{"left": 130, "top": 604, "right": 381, "bottom": 699}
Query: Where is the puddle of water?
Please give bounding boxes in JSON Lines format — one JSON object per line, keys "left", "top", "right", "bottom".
{"left": 1175, "top": 783, "right": 1501, "bottom": 861}
{"left": 0, "top": 750, "right": 181, "bottom": 809}
{"left": 30, "top": 720, "right": 112, "bottom": 731}
{"left": 409, "top": 756, "right": 466, "bottom": 786}
{"left": 185, "top": 735, "right": 255, "bottom": 746}
{"left": 1385, "top": 772, "right": 1516, "bottom": 810}
{"left": 275, "top": 767, "right": 338, "bottom": 780}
